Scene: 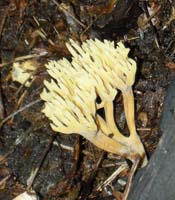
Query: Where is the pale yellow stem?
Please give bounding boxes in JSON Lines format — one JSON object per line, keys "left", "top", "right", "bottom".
{"left": 80, "top": 129, "right": 147, "bottom": 164}
{"left": 104, "top": 101, "right": 127, "bottom": 142}
{"left": 96, "top": 114, "right": 111, "bottom": 135}
{"left": 122, "top": 87, "right": 137, "bottom": 137}
{"left": 122, "top": 87, "right": 148, "bottom": 166}
{"left": 97, "top": 114, "right": 129, "bottom": 146}
{"left": 80, "top": 130, "right": 129, "bottom": 158}
{"left": 96, "top": 101, "right": 105, "bottom": 110}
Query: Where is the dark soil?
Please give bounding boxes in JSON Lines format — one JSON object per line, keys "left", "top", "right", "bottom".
{"left": 0, "top": 0, "right": 175, "bottom": 199}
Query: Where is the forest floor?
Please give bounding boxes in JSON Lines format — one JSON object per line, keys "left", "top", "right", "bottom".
{"left": 0, "top": 1, "right": 175, "bottom": 199}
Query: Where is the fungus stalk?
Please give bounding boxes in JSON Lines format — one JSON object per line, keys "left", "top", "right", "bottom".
{"left": 40, "top": 38, "right": 147, "bottom": 167}
{"left": 104, "top": 101, "right": 127, "bottom": 141}
{"left": 81, "top": 129, "right": 129, "bottom": 157}
{"left": 122, "top": 87, "right": 136, "bottom": 136}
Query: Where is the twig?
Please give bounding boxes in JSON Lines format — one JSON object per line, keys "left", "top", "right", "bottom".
{"left": 51, "top": 0, "right": 86, "bottom": 29}
{"left": 0, "top": 99, "right": 42, "bottom": 128}
{"left": 0, "top": 3, "right": 10, "bottom": 39}
{"left": 0, "top": 52, "right": 47, "bottom": 68}
{"left": 97, "top": 162, "right": 128, "bottom": 191}
{"left": 137, "top": 127, "right": 151, "bottom": 131}
{"left": 143, "top": 6, "right": 161, "bottom": 27}
{"left": 122, "top": 155, "right": 141, "bottom": 200}
{"left": 0, "top": 87, "right": 4, "bottom": 120}
{"left": 27, "top": 135, "right": 55, "bottom": 190}
{"left": 121, "top": 36, "right": 140, "bottom": 42}
{"left": 80, "top": 151, "right": 106, "bottom": 199}
{"left": 143, "top": 2, "right": 161, "bottom": 49}
{"left": 0, "top": 175, "right": 11, "bottom": 187}
{"left": 16, "top": 76, "right": 37, "bottom": 110}
{"left": 33, "top": 16, "right": 55, "bottom": 45}
{"left": 0, "top": 149, "right": 14, "bottom": 164}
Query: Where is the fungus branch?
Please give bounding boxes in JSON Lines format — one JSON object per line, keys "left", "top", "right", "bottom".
{"left": 104, "top": 101, "right": 127, "bottom": 142}
{"left": 122, "top": 87, "right": 137, "bottom": 137}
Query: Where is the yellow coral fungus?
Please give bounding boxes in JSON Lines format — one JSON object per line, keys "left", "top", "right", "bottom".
{"left": 40, "top": 38, "right": 147, "bottom": 167}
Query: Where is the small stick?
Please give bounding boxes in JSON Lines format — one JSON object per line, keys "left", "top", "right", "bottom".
{"left": 0, "top": 175, "right": 11, "bottom": 187}
{"left": 0, "top": 150, "right": 14, "bottom": 164}
{"left": 137, "top": 127, "right": 151, "bottom": 131}
{"left": 52, "top": 0, "right": 86, "bottom": 29}
{"left": 80, "top": 151, "right": 106, "bottom": 199}
{"left": 97, "top": 162, "right": 128, "bottom": 191}
{"left": 0, "top": 4, "right": 10, "bottom": 39}
{"left": 0, "top": 87, "right": 4, "bottom": 120}
{"left": 122, "top": 155, "right": 141, "bottom": 200}
{"left": 0, "top": 52, "right": 47, "bottom": 68}
{"left": 27, "top": 135, "right": 55, "bottom": 190}
{"left": 143, "top": 2, "right": 161, "bottom": 49}
{"left": 0, "top": 99, "right": 42, "bottom": 128}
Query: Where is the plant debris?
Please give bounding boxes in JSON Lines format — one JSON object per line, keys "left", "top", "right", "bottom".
{"left": 0, "top": 0, "right": 175, "bottom": 199}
